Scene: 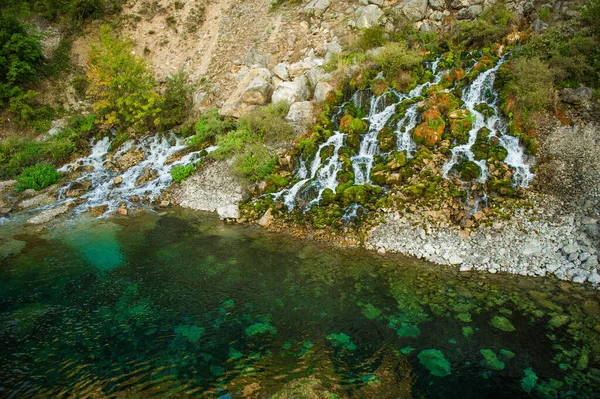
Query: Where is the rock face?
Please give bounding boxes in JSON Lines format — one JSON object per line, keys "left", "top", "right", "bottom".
{"left": 285, "top": 101, "right": 315, "bottom": 133}
{"left": 394, "top": 0, "right": 428, "bottom": 22}
{"left": 303, "top": 0, "right": 330, "bottom": 17}
{"left": 18, "top": 193, "right": 55, "bottom": 209}
{"left": 220, "top": 67, "right": 273, "bottom": 118}
{"left": 272, "top": 75, "right": 311, "bottom": 105}
{"left": 172, "top": 161, "right": 245, "bottom": 212}
{"left": 355, "top": 5, "right": 384, "bottom": 29}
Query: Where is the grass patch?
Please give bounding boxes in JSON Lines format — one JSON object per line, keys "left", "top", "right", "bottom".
{"left": 16, "top": 163, "right": 61, "bottom": 191}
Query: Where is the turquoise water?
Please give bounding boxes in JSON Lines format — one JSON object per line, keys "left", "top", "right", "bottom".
{"left": 1, "top": 210, "right": 599, "bottom": 398}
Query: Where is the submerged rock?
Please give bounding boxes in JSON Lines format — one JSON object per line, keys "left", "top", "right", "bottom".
{"left": 418, "top": 349, "right": 451, "bottom": 377}
{"left": 27, "top": 204, "right": 70, "bottom": 224}
{"left": 490, "top": 316, "right": 515, "bottom": 332}
{"left": 521, "top": 367, "right": 538, "bottom": 393}
{"left": 480, "top": 349, "right": 505, "bottom": 370}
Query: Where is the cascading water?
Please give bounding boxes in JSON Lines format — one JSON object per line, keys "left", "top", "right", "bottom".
{"left": 442, "top": 56, "right": 534, "bottom": 187}
{"left": 48, "top": 133, "right": 212, "bottom": 217}
{"left": 274, "top": 53, "right": 535, "bottom": 214}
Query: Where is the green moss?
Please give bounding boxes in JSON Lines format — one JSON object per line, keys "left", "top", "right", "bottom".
{"left": 462, "top": 326, "right": 474, "bottom": 337}
{"left": 400, "top": 346, "right": 416, "bottom": 355}
{"left": 488, "top": 178, "right": 515, "bottom": 197}
{"left": 340, "top": 114, "right": 368, "bottom": 135}
{"left": 480, "top": 349, "right": 505, "bottom": 370}
{"left": 338, "top": 184, "right": 381, "bottom": 206}
{"left": 377, "top": 126, "right": 396, "bottom": 152}
{"left": 386, "top": 151, "right": 408, "bottom": 170}
{"left": 456, "top": 312, "right": 472, "bottom": 323}
{"left": 245, "top": 322, "right": 277, "bottom": 336}
{"left": 397, "top": 323, "right": 420, "bottom": 338}
{"left": 326, "top": 332, "right": 357, "bottom": 350}
{"left": 500, "top": 349, "right": 515, "bottom": 360}
{"left": 418, "top": 349, "right": 451, "bottom": 377}
{"left": 346, "top": 132, "right": 361, "bottom": 151}
{"left": 360, "top": 303, "right": 382, "bottom": 320}
{"left": 228, "top": 347, "right": 243, "bottom": 360}
{"left": 490, "top": 316, "right": 515, "bottom": 332}
{"left": 521, "top": 367, "right": 538, "bottom": 393}
{"left": 320, "top": 188, "right": 337, "bottom": 206}
{"left": 452, "top": 159, "right": 481, "bottom": 181}
{"left": 174, "top": 324, "right": 204, "bottom": 343}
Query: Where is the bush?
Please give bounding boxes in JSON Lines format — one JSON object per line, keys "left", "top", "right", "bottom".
{"left": 188, "top": 109, "right": 235, "bottom": 146}
{"left": 371, "top": 41, "right": 423, "bottom": 82}
{"left": 356, "top": 26, "right": 387, "bottom": 51}
{"left": 452, "top": 4, "right": 516, "bottom": 48}
{"left": 16, "top": 163, "right": 61, "bottom": 191}
{"left": 238, "top": 102, "right": 294, "bottom": 145}
{"left": 504, "top": 57, "right": 555, "bottom": 113}
{"left": 87, "top": 25, "right": 162, "bottom": 133}
{"left": 159, "top": 71, "right": 193, "bottom": 130}
{"left": 170, "top": 164, "right": 195, "bottom": 183}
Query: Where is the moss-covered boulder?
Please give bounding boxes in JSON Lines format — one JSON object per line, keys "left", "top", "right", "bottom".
{"left": 338, "top": 184, "right": 382, "bottom": 206}
{"left": 480, "top": 349, "right": 505, "bottom": 370}
{"left": 377, "top": 126, "right": 396, "bottom": 152}
{"left": 448, "top": 109, "right": 472, "bottom": 144}
{"left": 387, "top": 151, "right": 408, "bottom": 170}
{"left": 490, "top": 316, "right": 515, "bottom": 332}
{"left": 452, "top": 159, "right": 481, "bottom": 181}
{"left": 475, "top": 102, "right": 494, "bottom": 120}
{"left": 346, "top": 131, "right": 362, "bottom": 151}
{"left": 320, "top": 188, "right": 336, "bottom": 206}
{"left": 340, "top": 114, "right": 368, "bottom": 135}
{"left": 488, "top": 178, "right": 515, "bottom": 197}
{"left": 412, "top": 109, "right": 445, "bottom": 148}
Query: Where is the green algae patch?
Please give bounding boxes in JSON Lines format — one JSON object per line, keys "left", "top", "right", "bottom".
{"left": 490, "top": 316, "right": 515, "bottom": 332}
{"left": 548, "top": 314, "right": 570, "bottom": 329}
{"left": 397, "top": 323, "right": 420, "bottom": 338}
{"left": 418, "top": 349, "right": 451, "bottom": 377}
{"left": 480, "top": 349, "right": 505, "bottom": 370}
{"left": 228, "top": 347, "right": 243, "bottom": 361}
{"left": 462, "top": 326, "right": 474, "bottom": 338}
{"left": 456, "top": 312, "right": 472, "bottom": 323}
{"left": 222, "top": 299, "right": 235, "bottom": 308}
{"left": 521, "top": 367, "right": 538, "bottom": 393}
{"left": 327, "top": 333, "right": 357, "bottom": 350}
{"left": 400, "top": 346, "right": 415, "bottom": 355}
{"left": 500, "top": 349, "right": 515, "bottom": 360}
{"left": 360, "top": 303, "right": 382, "bottom": 320}
{"left": 174, "top": 324, "right": 204, "bottom": 343}
{"left": 245, "top": 322, "right": 277, "bottom": 336}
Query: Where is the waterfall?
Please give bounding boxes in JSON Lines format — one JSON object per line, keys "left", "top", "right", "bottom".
{"left": 51, "top": 133, "right": 211, "bottom": 217}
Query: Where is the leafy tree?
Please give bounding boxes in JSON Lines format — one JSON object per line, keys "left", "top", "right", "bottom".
{"left": 87, "top": 25, "right": 162, "bottom": 133}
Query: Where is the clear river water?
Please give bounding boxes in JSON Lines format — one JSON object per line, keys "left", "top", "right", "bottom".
{"left": 1, "top": 210, "right": 599, "bottom": 398}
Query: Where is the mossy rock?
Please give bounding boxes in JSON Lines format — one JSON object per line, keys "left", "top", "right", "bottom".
{"left": 412, "top": 109, "right": 445, "bottom": 148}
{"left": 386, "top": 151, "right": 408, "bottom": 170}
{"left": 340, "top": 114, "right": 368, "bottom": 135}
{"left": 377, "top": 126, "right": 396, "bottom": 152}
{"left": 336, "top": 169, "right": 354, "bottom": 184}
{"left": 338, "top": 184, "right": 381, "bottom": 206}
{"left": 488, "top": 178, "right": 515, "bottom": 197}
{"left": 448, "top": 109, "right": 472, "bottom": 145}
{"left": 480, "top": 349, "right": 505, "bottom": 370}
{"left": 452, "top": 159, "right": 481, "bottom": 181}
{"left": 320, "top": 188, "right": 336, "bottom": 206}
{"left": 414, "top": 147, "right": 433, "bottom": 162}
{"left": 490, "top": 316, "right": 515, "bottom": 332}
{"left": 346, "top": 132, "right": 362, "bottom": 151}
{"left": 475, "top": 102, "right": 494, "bottom": 120}
{"left": 371, "top": 170, "right": 388, "bottom": 186}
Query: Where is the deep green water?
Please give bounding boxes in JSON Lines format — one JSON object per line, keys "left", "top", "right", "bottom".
{"left": 1, "top": 210, "right": 599, "bottom": 398}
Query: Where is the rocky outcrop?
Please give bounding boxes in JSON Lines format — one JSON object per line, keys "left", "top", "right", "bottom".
{"left": 272, "top": 75, "right": 311, "bottom": 104}
{"left": 27, "top": 204, "right": 70, "bottom": 225}
{"left": 394, "top": 0, "right": 428, "bottom": 22}
{"left": 314, "top": 82, "right": 335, "bottom": 103}
{"left": 220, "top": 67, "right": 273, "bottom": 118}
{"left": 171, "top": 161, "right": 246, "bottom": 212}
{"left": 561, "top": 86, "right": 594, "bottom": 105}
{"left": 285, "top": 101, "right": 315, "bottom": 133}
{"left": 354, "top": 4, "right": 384, "bottom": 29}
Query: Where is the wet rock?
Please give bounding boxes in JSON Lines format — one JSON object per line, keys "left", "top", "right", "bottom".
{"left": 116, "top": 207, "right": 128, "bottom": 216}
{"left": 114, "top": 176, "right": 123, "bottom": 185}
{"left": 217, "top": 204, "right": 240, "bottom": 220}
{"left": 87, "top": 204, "right": 108, "bottom": 217}
{"left": 160, "top": 200, "right": 171, "bottom": 208}
{"left": 136, "top": 168, "right": 158, "bottom": 186}
{"left": 285, "top": 101, "right": 315, "bottom": 134}
{"left": 18, "top": 193, "right": 55, "bottom": 209}
{"left": 27, "top": 204, "right": 70, "bottom": 225}
{"left": 110, "top": 148, "right": 145, "bottom": 172}
{"left": 258, "top": 208, "right": 273, "bottom": 228}
{"left": 66, "top": 181, "right": 92, "bottom": 198}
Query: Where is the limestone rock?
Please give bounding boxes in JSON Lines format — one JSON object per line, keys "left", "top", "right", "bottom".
{"left": 561, "top": 86, "right": 594, "bottom": 105}
{"left": 429, "top": 0, "right": 447, "bottom": 11}
{"left": 394, "top": 0, "right": 427, "bottom": 22}
{"left": 114, "top": 176, "right": 123, "bottom": 185}
{"left": 66, "top": 180, "right": 92, "bottom": 198}
{"left": 314, "top": 82, "right": 336, "bottom": 103}
{"left": 273, "top": 63, "right": 290, "bottom": 81}
{"left": 285, "top": 101, "right": 315, "bottom": 133}
{"left": 258, "top": 208, "right": 273, "bottom": 228}
{"left": 27, "top": 204, "right": 70, "bottom": 225}
{"left": 306, "top": 67, "right": 330, "bottom": 89}
{"left": 217, "top": 204, "right": 240, "bottom": 220}
{"left": 355, "top": 5, "right": 384, "bottom": 29}
{"left": 272, "top": 75, "right": 311, "bottom": 104}
{"left": 241, "top": 76, "right": 273, "bottom": 105}
{"left": 533, "top": 19, "right": 548, "bottom": 34}
{"left": 88, "top": 204, "right": 108, "bottom": 217}
{"left": 456, "top": 5, "right": 483, "bottom": 20}
{"left": 110, "top": 148, "right": 145, "bottom": 172}
{"left": 303, "top": 0, "right": 330, "bottom": 17}
{"left": 18, "top": 193, "right": 55, "bottom": 209}
{"left": 220, "top": 67, "right": 272, "bottom": 118}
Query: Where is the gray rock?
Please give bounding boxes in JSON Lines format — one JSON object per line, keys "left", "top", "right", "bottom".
{"left": 242, "top": 48, "right": 270, "bottom": 68}
{"left": 217, "top": 204, "right": 240, "bottom": 220}
{"left": 272, "top": 75, "right": 311, "bottom": 104}
{"left": 430, "top": 10, "right": 444, "bottom": 20}
{"left": 456, "top": 5, "right": 483, "bottom": 20}
{"left": 448, "top": 254, "right": 463, "bottom": 264}
{"left": 562, "top": 243, "right": 579, "bottom": 255}
{"left": 325, "top": 41, "right": 343, "bottom": 63}
{"left": 27, "top": 204, "right": 70, "bottom": 225}
{"left": 584, "top": 255, "right": 599, "bottom": 270}
{"left": 18, "top": 193, "right": 55, "bottom": 210}
{"left": 220, "top": 67, "right": 272, "bottom": 118}
{"left": 561, "top": 86, "right": 594, "bottom": 104}
{"left": 450, "top": 0, "right": 480, "bottom": 8}
{"left": 355, "top": 5, "right": 384, "bottom": 29}
{"left": 369, "top": 0, "right": 384, "bottom": 6}
{"left": 303, "top": 0, "right": 330, "bottom": 17}
{"left": 429, "top": 0, "right": 447, "bottom": 11}
{"left": 533, "top": 19, "right": 548, "bottom": 34}
{"left": 588, "top": 271, "right": 600, "bottom": 285}
{"left": 394, "top": 0, "right": 428, "bottom": 22}
{"left": 241, "top": 77, "right": 273, "bottom": 105}
{"left": 522, "top": 240, "right": 542, "bottom": 255}
{"left": 314, "top": 82, "right": 335, "bottom": 103}
{"left": 273, "top": 63, "right": 290, "bottom": 81}
{"left": 285, "top": 101, "right": 315, "bottom": 133}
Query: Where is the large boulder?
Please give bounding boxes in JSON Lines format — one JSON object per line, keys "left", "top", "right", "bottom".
{"left": 288, "top": 58, "right": 323, "bottom": 78}
{"left": 285, "top": 101, "right": 315, "bottom": 133}
{"left": 303, "top": 0, "right": 330, "bottom": 17}
{"left": 109, "top": 148, "right": 145, "bottom": 172}
{"left": 241, "top": 76, "right": 273, "bottom": 105}
{"left": 394, "top": 0, "right": 428, "bottom": 22}
{"left": 429, "top": 0, "right": 447, "bottom": 11}
{"left": 325, "top": 40, "right": 343, "bottom": 63}
{"left": 355, "top": 5, "right": 384, "bottom": 29}
{"left": 456, "top": 5, "right": 483, "bottom": 20}
{"left": 272, "top": 75, "right": 311, "bottom": 104}
{"left": 561, "top": 86, "right": 594, "bottom": 105}
{"left": 314, "top": 82, "right": 336, "bottom": 103}
{"left": 27, "top": 204, "right": 70, "bottom": 225}
{"left": 306, "top": 67, "right": 330, "bottom": 89}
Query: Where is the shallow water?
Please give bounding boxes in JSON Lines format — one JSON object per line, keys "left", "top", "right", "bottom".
{"left": 1, "top": 210, "right": 599, "bottom": 398}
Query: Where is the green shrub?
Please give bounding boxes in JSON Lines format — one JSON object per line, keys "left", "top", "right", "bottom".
{"left": 45, "top": 136, "right": 76, "bottom": 163}
{"left": 452, "top": 4, "right": 515, "bottom": 48}
{"left": 16, "top": 163, "right": 61, "bottom": 191}
{"left": 357, "top": 26, "right": 387, "bottom": 51}
{"left": 87, "top": 25, "right": 162, "bottom": 133}
{"left": 188, "top": 109, "right": 235, "bottom": 146}
{"left": 238, "top": 102, "right": 294, "bottom": 145}
{"left": 159, "top": 71, "right": 192, "bottom": 130}
{"left": 371, "top": 41, "right": 423, "bottom": 80}
{"left": 170, "top": 164, "right": 195, "bottom": 183}
{"left": 504, "top": 57, "right": 555, "bottom": 113}
{"left": 232, "top": 143, "right": 276, "bottom": 182}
